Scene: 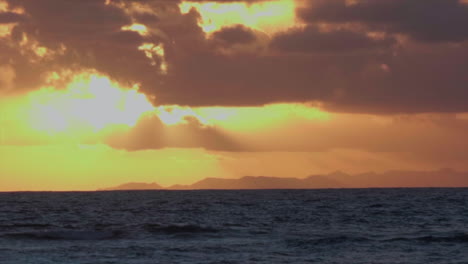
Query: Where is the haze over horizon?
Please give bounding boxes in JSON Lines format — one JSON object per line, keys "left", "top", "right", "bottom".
{"left": 1, "top": 0, "right": 468, "bottom": 191}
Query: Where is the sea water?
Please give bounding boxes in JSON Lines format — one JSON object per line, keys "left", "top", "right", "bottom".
{"left": 0, "top": 189, "right": 467, "bottom": 263}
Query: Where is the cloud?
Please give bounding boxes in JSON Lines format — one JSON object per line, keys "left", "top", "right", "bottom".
{"left": 211, "top": 24, "right": 256, "bottom": 45}
{"left": 231, "top": 113, "right": 468, "bottom": 160}
{"left": 298, "top": 0, "right": 468, "bottom": 43}
{"left": 0, "top": 64, "right": 15, "bottom": 91}
{"left": 0, "top": 0, "right": 467, "bottom": 114}
{"left": 105, "top": 109, "right": 468, "bottom": 165}
{"left": 0, "top": 11, "right": 25, "bottom": 23}
{"left": 271, "top": 26, "right": 395, "bottom": 53}
{"left": 106, "top": 114, "right": 243, "bottom": 151}
{"left": 2, "top": 83, "right": 468, "bottom": 167}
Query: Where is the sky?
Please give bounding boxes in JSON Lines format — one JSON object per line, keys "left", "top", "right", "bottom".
{"left": 0, "top": 0, "right": 467, "bottom": 191}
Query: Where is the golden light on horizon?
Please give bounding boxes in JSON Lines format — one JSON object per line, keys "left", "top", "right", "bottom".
{"left": 27, "top": 72, "right": 155, "bottom": 134}
{"left": 179, "top": 0, "right": 297, "bottom": 34}
{"left": 1, "top": 0, "right": 468, "bottom": 197}
{"left": 0, "top": 144, "right": 225, "bottom": 191}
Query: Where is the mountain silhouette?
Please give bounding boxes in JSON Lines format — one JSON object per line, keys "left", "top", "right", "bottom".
{"left": 169, "top": 175, "right": 343, "bottom": 190}
{"left": 101, "top": 169, "right": 468, "bottom": 191}
{"left": 101, "top": 182, "right": 162, "bottom": 191}
{"left": 325, "top": 169, "right": 468, "bottom": 188}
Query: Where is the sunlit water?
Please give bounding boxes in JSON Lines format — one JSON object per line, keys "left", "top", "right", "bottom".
{"left": 1, "top": 189, "right": 467, "bottom": 263}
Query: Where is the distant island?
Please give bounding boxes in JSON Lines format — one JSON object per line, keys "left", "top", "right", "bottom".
{"left": 100, "top": 182, "right": 163, "bottom": 191}
{"left": 101, "top": 169, "right": 468, "bottom": 191}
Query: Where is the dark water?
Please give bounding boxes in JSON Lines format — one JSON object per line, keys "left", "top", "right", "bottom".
{"left": 1, "top": 189, "right": 468, "bottom": 264}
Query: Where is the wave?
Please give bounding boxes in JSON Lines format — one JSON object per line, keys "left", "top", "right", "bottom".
{"left": 4, "top": 230, "right": 123, "bottom": 240}
{"left": 286, "top": 235, "right": 370, "bottom": 248}
{"left": 386, "top": 233, "right": 468, "bottom": 243}
{"left": 144, "top": 224, "right": 219, "bottom": 234}
{"left": 0, "top": 223, "right": 53, "bottom": 229}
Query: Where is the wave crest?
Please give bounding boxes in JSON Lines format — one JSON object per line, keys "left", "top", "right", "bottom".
{"left": 5, "top": 230, "right": 123, "bottom": 240}
{"left": 144, "top": 224, "right": 219, "bottom": 234}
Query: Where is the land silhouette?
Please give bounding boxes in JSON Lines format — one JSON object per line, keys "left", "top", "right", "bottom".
{"left": 102, "top": 169, "right": 468, "bottom": 191}
{"left": 103, "top": 182, "right": 163, "bottom": 191}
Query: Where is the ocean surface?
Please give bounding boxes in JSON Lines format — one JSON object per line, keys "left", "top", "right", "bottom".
{"left": 0, "top": 189, "right": 467, "bottom": 264}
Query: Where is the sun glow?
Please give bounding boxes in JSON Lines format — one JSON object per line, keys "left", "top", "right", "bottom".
{"left": 121, "top": 23, "right": 149, "bottom": 36}
{"left": 0, "top": 0, "right": 24, "bottom": 37}
{"left": 194, "top": 104, "right": 330, "bottom": 131}
{"left": 1, "top": 70, "right": 330, "bottom": 148}
{"left": 138, "top": 43, "right": 168, "bottom": 72}
{"left": 179, "top": 0, "right": 297, "bottom": 34}
{"left": 156, "top": 103, "right": 330, "bottom": 130}
{"left": 27, "top": 72, "right": 155, "bottom": 134}
{"left": 156, "top": 106, "right": 208, "bottom": 126}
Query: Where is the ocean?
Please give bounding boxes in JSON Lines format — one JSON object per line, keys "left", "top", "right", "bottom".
{"left": 0, "top": 189, "right": 467, "bottom": 264}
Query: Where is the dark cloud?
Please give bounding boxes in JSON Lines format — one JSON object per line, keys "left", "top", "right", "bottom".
{"left": 9, "top": 0, "right": 130, "bottom": 39}
{"left": 143, "top": 0, "right": 468, "bottom": 113}
{"left": 133, "top": 12, "right": 159, "bottom": 24}
{"left": 212, "top": 25, "right": 256, "bottom": 45}
{"left": 0, "top": 12, "right": 26, "bottom": 23}
{"left": 107, "top": 114, "right": 243, "bottom": 151}
{"left": 158, "top": 36, "right": 468, "bottom": 113}
{"left": 97, "top": 110, "right": 468, "bottom": 159}
{"left": 106, "top": 31, "right": 145, "bottom": 46}
{"left": 271, "top": 26, "right": 395, "bottom": 53}
{"left": 3, "top": 0, "right": 156, "bottom": 91}
{"left": 299, "top": 0, "right": 468, "bottom": 43}
{"left": 1, "top": 0, "right": 467, "bottom": 114}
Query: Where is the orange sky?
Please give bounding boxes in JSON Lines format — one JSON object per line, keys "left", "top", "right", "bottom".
{"left": 1, "top": 0, "right": 468, "bottom": 191}
{"left": 1, "top": 72, "right": 466, "bottom": 191}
